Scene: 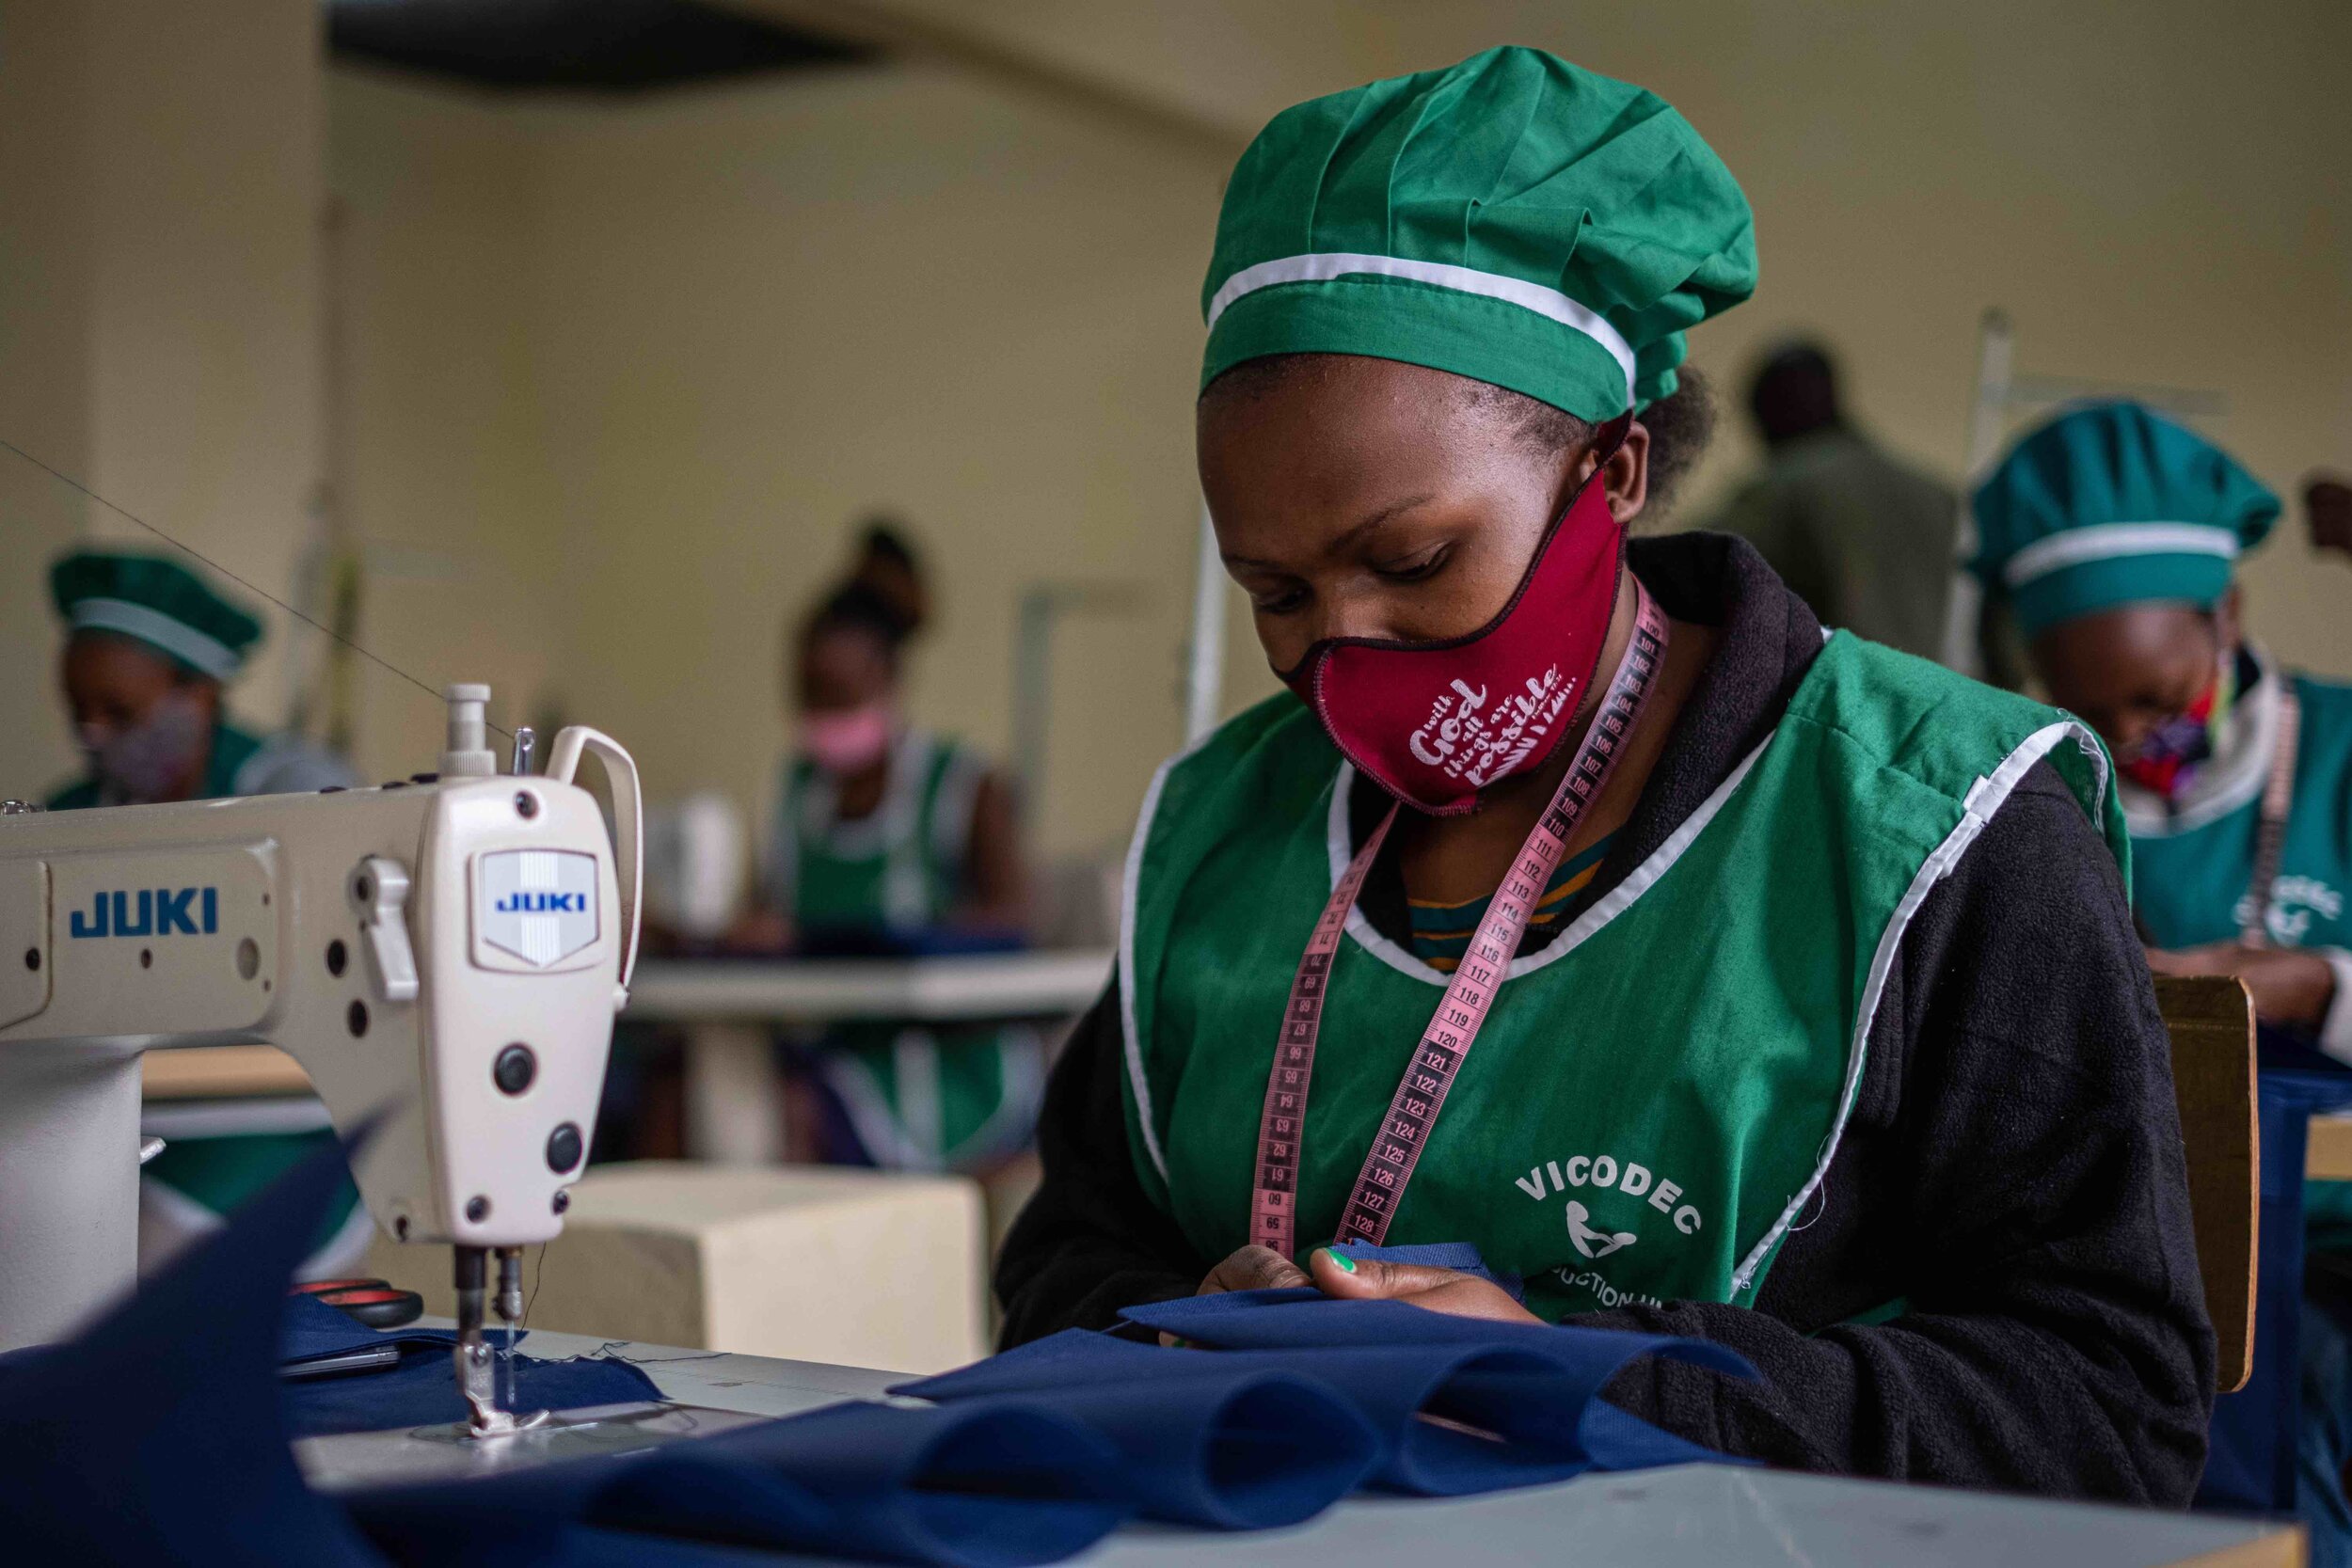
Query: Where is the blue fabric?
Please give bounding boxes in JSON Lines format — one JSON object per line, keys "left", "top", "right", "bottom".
{"left": 349, "top": 1400, "right": 1131, "bottom": 1568}
{"left": 273, "top": 1263, "right": 661, "bottom": 1439}
{"left": 0, "top": 1134, "right": 1727, "bottom": 1567}
{"left": 282, "top": 1339, "right": 661, "bottom": 1438}
{"left": 2298, "top": 1283, "right": 2352, "bottom": 1568}
{"left": 895, "top": 1333, "right": 1380, "bottom": 1522}
{"left": 904, "top": 1291, "right": 1749, "bottom": 1498}
{"left": 280, "top": 1292, "right": 453, "bottom": 1364}
{"left": 2201, "top": 1063, "right": 2352, "bottom": 1514}
{"left": 0, "top": 1136, "right": 389, "bottom": 1566}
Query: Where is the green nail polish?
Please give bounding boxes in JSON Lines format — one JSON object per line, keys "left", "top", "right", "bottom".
{"left": 1327, "top": 1249, "right": 1357, "bottom": 1274}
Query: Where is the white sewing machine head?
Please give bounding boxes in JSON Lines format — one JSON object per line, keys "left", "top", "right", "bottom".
{"left": 0, "top": 685, "right": 641, "bottom": 1428}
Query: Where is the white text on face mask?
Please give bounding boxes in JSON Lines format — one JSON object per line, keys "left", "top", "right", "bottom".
{"left": 1406, "top": 668, "right": 1572, "bottom": 787}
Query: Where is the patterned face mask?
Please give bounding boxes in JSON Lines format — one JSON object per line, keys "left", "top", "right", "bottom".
{"left": 1276, "top": 421, "right": 1630, "bottom": 816}
{"left": 2119, "top": 657, "right": 2233, "bottom": 802}
{"left": 77, "top": 689, "right": 210, "bottom": 804}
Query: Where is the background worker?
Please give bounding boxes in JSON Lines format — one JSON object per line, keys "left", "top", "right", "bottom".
{"left": 1972, "top": 400, "right": 2352, "bottom": 1555}
{"left": 1698, "top": 341, "right": 1961, "bottom": 660}
{"left": 45, "top": 549, "right": 355, "bottom": 810}
{"left": 43, "top": 546, "right": 367, "bottom": 1277}
{"left": 738, "top": 525, "right": 1040, "bottom": 1172}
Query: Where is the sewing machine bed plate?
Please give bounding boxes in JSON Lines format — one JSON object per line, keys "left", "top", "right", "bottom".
{"left": 291, "top": 1326, "right": 2295, "bottom": 1568}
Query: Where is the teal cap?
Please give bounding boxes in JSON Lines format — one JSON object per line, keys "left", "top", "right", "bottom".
{"left": 1200, "top": 46, "right": 1756, "bottom": 421}
{"left": 1969, "top": 402, "right": 2280, "bottom": 637}
{"left": 50, "top": 548, "right": 262, "bottom": 680}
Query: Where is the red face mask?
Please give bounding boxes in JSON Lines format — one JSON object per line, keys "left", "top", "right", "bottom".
{"left": 1279, "top": 434, "right": 1628, "bottom": 816}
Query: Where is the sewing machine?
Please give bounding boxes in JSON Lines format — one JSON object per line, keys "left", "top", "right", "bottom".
{"left": 0, "top": 685, "right": 640, "bottom": 1435}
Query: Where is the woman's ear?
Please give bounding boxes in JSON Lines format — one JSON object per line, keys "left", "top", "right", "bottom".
{"left": 1562, "top": 420, "right": 1651, "bottom": 525}
{"left": 1602, "top": 420, "right": 1651, "bottom": 525}
{"left": 2215, "top": 583, "right": 2244, "bottom": 658}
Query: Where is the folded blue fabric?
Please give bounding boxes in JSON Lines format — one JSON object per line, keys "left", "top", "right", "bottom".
{"left": 892, "top": 1338, "right": 1377, "bottom": 1528}
{"left": 0, "top": 1136, "right": 389, "bottom": 1566}
{"left": 905, "top": 1308, "right": 1751, "bottom": 1497}
{"left": 598, "top": 1401, "right": 1129, "bottom": 1566}
{"left": 351, "top": 1397, "right": 1131, "bottom": 1568}
{"left": 280, "top": 1291, "right": 453, "bottom": 1365}
{"left": 1327, "top": 1240, "right": 1525, "bottom": 1304}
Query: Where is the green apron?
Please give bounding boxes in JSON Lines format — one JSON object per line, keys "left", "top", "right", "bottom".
{"left": 1122, "top": 634, "right": 2125, "bottom": 1321}
{"left": 2129, "top": 669, "right": 2352, "bottom": 955}
{"left": 773, "top": 729, "right": 1041, "bottom": 1172}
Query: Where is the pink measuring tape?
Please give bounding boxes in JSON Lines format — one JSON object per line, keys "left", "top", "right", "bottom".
{"left": 1248, "top": 580, "right": 1671, "bottom": 1255}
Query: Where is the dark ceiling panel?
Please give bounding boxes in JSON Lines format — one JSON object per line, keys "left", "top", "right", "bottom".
{"left": 328, "top": 0, "right": 876, "bottom": 92}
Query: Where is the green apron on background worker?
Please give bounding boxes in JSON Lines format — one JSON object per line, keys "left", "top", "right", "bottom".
{"left": 770, "top": 727, "right": 1042, "bottom": 1172}
{"left": 42, "top": 547, "right": 366, "bottom": 1278}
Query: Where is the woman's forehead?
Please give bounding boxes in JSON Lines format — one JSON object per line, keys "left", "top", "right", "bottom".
{"left": 1200, "top": 359, "right": 1551, "bottom": 532}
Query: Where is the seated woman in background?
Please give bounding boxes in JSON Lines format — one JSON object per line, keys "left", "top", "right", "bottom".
{"left": 1971, "top": 401, "right": 2352, "bottom": 1552}
{"left": 737, "top": 526, "right": 1040, "bottom": 1173}
{"left": 41, "top": 548, "right": 371, "bottom": 1278}
{"left": 996, "top": 45, "right": 2213, "bottom": 1502}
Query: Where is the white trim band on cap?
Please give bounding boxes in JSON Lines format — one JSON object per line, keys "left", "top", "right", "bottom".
{"left": 1205, "top": 252, "right": 1638, "bottom": 406}
{"left": 2002, "top": 522, "right": 2237, "bottom": 590}
{"left": 69, "top": 597, "right": 242, "bottom": 679}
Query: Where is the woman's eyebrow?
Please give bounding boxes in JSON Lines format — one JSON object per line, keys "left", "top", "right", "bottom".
{"left": 1221, "top": 492, "right": 1439, "bottom": 569}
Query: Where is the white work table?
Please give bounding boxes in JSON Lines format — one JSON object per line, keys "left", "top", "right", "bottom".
{"left": 295, "top": 1328, "right": 2297, "bottom": 1567}
{"left": 621, "top": 951, "right": 1111, "bottom": 1163}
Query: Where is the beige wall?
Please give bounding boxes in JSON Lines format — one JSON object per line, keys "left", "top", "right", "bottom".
{"left": 0, "top": 0, "right": 323, "bottom": 803}
{"left": 326, "top": 74, "right": 564, "bottom": 781}
{"left": 750, "top": 0, "right": 2352, "bottom": 667}
{"left": 332, "top": 63, "right": 1229, "bottom": 856}
{"left": 334, "top": 2, "right": 2348, "bottom": 873}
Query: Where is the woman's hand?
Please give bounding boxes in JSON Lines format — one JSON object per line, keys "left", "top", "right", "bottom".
{"left": 2146, "top": 942, "right": 2338, "bottom": 1029}
{"left": 1181, "top": 1244, "right": 1540, "bottom": 1338}
{"left": 1195, "top": 1244, "right": 1311, "bottom": 1295}
{"left": 1306, "top": 1246, "right": 1543, "bottom": 1325}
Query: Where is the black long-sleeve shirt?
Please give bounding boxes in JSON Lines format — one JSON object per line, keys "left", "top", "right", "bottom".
{"left": 996, "top": 532, "right": 2215, "bottom": 1504}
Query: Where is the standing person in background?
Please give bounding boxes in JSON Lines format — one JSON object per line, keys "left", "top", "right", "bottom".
{"left": 1699, "top": 342, "right": 1962, "bottom": 660}
{"left": 737, "top": 525, "right": 1041, "bottom": 1172}
{"left": 1973, "top": 401, "right": 2352, "bottom": 1557}
{"left": 41, "top": 547, "right": 369, "bottom": 1278}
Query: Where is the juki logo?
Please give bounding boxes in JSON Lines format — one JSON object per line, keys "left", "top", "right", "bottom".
{"left": 494, "top": 890, "right": 587, "bottom": 914}
{"left": 68, "top": 887, "right": 219, "bottom": 939}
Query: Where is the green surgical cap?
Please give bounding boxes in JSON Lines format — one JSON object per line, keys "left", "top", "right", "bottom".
{"left": 1200, "top": 45, "right": 1757, "bottom": 421}
{"left": 50, "top": 548, "right": 262, "bottom": 680}
{"left": 1969, "top": 402, "right": 2280, "bottom": 637}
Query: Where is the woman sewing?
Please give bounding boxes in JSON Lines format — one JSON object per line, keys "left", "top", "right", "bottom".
{"left": 996, "top": 46, "right": 2212, "bottom": 1500}
{"left": 1971, "top": 401, "right": 2352, "bottom": 1552}
{"left": 740, "top": 527, "right": 1039, "bottom": 1172}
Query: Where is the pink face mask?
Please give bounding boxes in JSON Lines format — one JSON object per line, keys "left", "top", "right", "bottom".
{"left": 1279, "top": 433, "right": 1628, "bottom": 816}
{"left": 802, "top": 704, "right": 894, "bottom": 776}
